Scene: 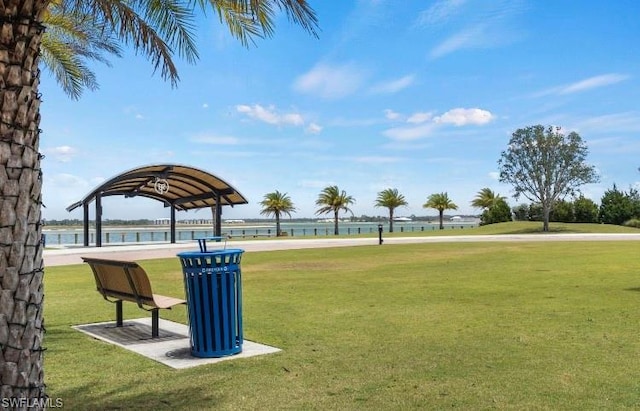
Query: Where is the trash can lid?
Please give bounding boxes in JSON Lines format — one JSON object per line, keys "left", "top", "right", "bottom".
{"left": 177, "top": 249, "right": 244, "bottom": 257}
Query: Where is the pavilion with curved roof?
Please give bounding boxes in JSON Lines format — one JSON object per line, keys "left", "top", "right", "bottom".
{"left": 66, "top": 164, "right": 248, "bottom": 247}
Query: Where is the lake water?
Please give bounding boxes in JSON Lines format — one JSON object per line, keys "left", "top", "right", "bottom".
{"left": 42, "top": 220, "right": 480, "bottom": 246}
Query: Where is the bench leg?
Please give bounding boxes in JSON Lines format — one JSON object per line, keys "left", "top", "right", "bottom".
{"left": 116, "top": 300, "right": 123, "bottom": 327}
{"left": 152, "top": 309, "right": 159, "bottom": 338}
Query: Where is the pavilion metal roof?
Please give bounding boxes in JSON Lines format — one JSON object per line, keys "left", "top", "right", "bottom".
{"left": 66, "top": 164, "right": 248, "bottom": 212}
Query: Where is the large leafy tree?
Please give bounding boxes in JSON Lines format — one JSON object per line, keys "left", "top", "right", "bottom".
{"left": 0, "top": 0, "right": 318, "bottom": 403}
{"left": 498, "top": 125, "right": 599, "bottom": 232}
{"left": 315, "top": 185, "right": 355, "bottom": 235}
{"left": 423, "top": 192, "right": 458, "bottom": 230}
{"left": 374, "top": 188, "right": 408, "bottom": 233}
{"left": 260, "top": 190, "right": 296, "bottom": 236}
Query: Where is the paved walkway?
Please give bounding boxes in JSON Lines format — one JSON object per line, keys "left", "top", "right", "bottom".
{"left": 43, "top": 233, "right": 640, "bottom": 267}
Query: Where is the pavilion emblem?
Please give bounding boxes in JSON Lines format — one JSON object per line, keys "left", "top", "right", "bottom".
{"left": 154, "top": 178, "right": 170, "bottom": 195}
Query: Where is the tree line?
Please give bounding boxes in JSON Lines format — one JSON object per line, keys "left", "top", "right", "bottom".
{"left": 511, "top": 186, "right": 640, "bottom": 227}
{"left": 262, "top": 125, "right": 637, "bottom": 236}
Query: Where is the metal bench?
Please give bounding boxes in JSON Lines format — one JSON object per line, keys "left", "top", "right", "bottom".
{"left": 82, "top": 257, "right": 186, "bottom": 338}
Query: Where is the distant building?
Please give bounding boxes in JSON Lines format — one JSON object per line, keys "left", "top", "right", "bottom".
{"left": 154, "top": 218, "right": 171, "bottom": 225}
{"left": 179, "top": 219, "right": 214, "bottom": 225}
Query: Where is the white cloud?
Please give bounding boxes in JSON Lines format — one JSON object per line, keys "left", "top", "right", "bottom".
{"left": 190, "top": 134, "right": 239, "bottom": 145}
{"left": 282, "top": 113, "right": 304, "bottom": 126}
{"left": 384, "top": 109, "right": 401, "bottom": 120}
{"left": 383, "top": 107, "right": 494, "bottom": 141}
{"left": 560, "top": 74, "right": 629, "bottom": 94}
{"left": 370, "top": 75, "right": 415, "bottom": 94}
{"left": 236, "top": 104, "right": 305, "bottom": 127}
{"left": 44, "top": 146, "right": 78, "bottom": 162}
{"left": 427, "top": 1, "right": 527, "bottom": 59}
{"left": 533, "top": 74, "right": 630, "bottom": 97}
{"left": 407, "top": 112, "right": 433, "bottom": 124}
{"left": 293, "top": 63, "right": 365, "bottom": 99}
{"left": 417, "top": 0, "right": 467, "bottom": 26}
{"left": 305, "top": 123, "right": 323, "bottom": 134}
{"left": 430, "top": 24, "right": 488, "bottom": 58}
{"left": 202, "top": 103, "right": 209, "bottom": 109}
{"left": 489, "top": 172, "right": 500, "bottom": 180}
{"left": 434, "top": 108, "right": 494, "bottom": 126}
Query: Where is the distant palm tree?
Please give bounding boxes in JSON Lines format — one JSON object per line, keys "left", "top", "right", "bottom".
{"left": 423, "top": 192, "right": 458, "bottom": 229}
{"left": 374, "top": 188, "right": 408, "bottom": 233}
{"left": 315, "top": 186, "right": 355, "bottom": 235}
{"left": 471, "top": 188, "right": 505, "bottom": 210}
{"left": 260, "top": 191, "right": 296, "bottom": 236}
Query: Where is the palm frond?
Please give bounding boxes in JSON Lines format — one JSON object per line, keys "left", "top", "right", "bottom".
{"left": 273, "top": 0, "right": 319, "bottom": 37}
{"left": 42, "top": 4, "right": 123, "bottom": 98}
{"left": 142, "top": 0, "right": 199, "bottom": 63}
{"left": 64, "top": 0, "right": 198, "bottom": 86}
{"left": 41, "top": 35, "right": 98, "bottom": 98}
{"left": 208, "top": 0, "right": 318, "bottom": 47}
{"left": 210, "top": 0, "right": 267, "bottom": 47}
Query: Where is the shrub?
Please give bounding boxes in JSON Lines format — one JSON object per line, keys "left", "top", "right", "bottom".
{"left": 512, "top": 204, "right": 528, "bottom": 221}
{"left": 573, "top": 196, "right": 599, "bottom": 223}
{"left": 480, "top": 198, "right": 512, "bottom": 226}
{"left": 622, "top": 219, "right": 640, "bottom": 228}
{"left": 550, "top": 200, "right": 574, "bottom": 222}
{"left": 599, "top": 184, "right": 637, "bottom": 225}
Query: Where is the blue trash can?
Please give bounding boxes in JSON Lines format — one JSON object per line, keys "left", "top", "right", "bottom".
{"left": 177, "top": 249, "right": 244, "bottom": 358}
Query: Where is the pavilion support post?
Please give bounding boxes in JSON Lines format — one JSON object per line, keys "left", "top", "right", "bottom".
{"left": 214, "top": 192, "right": 222, "bottom": 237}
{"left": 83, "top": 203, "right": 90, "bottom": 246}
{"left": 96, "top": 194, "right": 102, "bottom": 247}
{"left": 170, "top": 204, "right": 176, "bottom": 243}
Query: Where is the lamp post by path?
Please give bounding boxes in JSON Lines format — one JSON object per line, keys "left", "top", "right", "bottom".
{"left": 377, "top": 224, "right": 384, "bottom": 245}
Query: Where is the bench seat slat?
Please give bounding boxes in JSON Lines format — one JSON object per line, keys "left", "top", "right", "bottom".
{"left": 152, "top": 294, "right": 187, "bottom": 309}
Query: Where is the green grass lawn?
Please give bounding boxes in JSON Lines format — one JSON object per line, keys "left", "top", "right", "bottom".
{"left": 382, "top": 220, "right": 640, "bottom": 237}
{"left": 44, "top": 239, "right": 640, "bottom": 410}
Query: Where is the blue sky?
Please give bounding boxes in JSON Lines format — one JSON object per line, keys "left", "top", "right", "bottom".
{"left": 40, "top": 0, "right": 640, "bottom": 221}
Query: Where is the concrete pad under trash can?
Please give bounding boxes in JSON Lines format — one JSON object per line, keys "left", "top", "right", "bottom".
{"left": 73, "top": 318, "right": 281, "bottom": 369}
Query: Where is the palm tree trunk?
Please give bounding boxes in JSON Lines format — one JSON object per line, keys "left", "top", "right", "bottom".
{"left": 333, "top": 210, "right": 339, "bottom": 235}
{"left": 0, "top": 0, "right": 48, "bottom": 403}
{"left": 389, "top": 209, "right": 394, "bottom": 233}
{"left": 439, "top": 210, "right": 444, "bottom": 229}
{"left": 275, "top": 213, "right": 281, "bottom": 236}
